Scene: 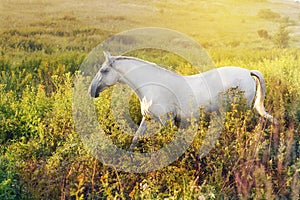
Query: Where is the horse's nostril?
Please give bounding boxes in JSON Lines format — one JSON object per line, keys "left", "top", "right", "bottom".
{"left": 94, "top": 92, "right": 99, "bottom": 98}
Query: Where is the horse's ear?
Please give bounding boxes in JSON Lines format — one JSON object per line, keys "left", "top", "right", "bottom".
{"left": 103, "top": 51, "right": 111, "bottom": 63}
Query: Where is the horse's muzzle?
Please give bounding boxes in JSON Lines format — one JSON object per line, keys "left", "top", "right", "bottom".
{"left": 89, "top": 81, "right": 107, "bottom": 98}
{"left": 89, "top": 81, "right": 100, "bottom": 98}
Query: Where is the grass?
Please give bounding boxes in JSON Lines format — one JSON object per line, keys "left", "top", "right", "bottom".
{"left": 0, "top": 0, "right": 299, "bottom": 199}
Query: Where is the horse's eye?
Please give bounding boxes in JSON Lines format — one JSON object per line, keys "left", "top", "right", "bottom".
{"left": 100, "top": 68, "right": 109, "bottom": 73}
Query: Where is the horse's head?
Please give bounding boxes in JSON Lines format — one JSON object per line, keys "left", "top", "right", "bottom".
{"left": 89, "top": 52, "right": 120, "bottom": 98}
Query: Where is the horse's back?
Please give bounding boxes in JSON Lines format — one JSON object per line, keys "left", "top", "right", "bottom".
{"left": 189, "top": 67, "right": 255, "bottom": 91}
{"left": 185, "top": 67, "right": 256, "bottom": 112}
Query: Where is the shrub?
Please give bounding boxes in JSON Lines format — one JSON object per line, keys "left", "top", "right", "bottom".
{"left": 257, "top": 29, "right": 271, "bottom": 40}
{"left": 272, "top": 25, "right": 290, "bottom": 48}
{"left": 0, "top": 156, "right": 24, "bottom": 200}
{"left": 257, "top": 9, "right": 281, "bottom": 21}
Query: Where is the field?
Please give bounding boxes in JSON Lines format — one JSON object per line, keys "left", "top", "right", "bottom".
{"left": 0, "top": 0, "right": 300, "bottom": 199}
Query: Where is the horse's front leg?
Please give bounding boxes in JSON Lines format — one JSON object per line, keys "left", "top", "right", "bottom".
{"left": 129, "top": 117, "right": 148, "bottom": 151}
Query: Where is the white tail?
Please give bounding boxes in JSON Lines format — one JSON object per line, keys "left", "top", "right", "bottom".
{"left": 251, "top": 70, "right": 276, "bottom": 124}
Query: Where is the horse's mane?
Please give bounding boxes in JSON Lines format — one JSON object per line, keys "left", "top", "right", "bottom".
{"left": 114, "top": 56, "right": 157, "bottom": 66}
{"left": 113, "top": 56, "right": 180, "bottom": 76}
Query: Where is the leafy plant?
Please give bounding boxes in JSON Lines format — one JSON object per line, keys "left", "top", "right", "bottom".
{"left": 272, "top": 25, "right": 290, "bottom": 48}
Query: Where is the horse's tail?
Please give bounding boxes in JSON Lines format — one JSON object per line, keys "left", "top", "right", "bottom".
{"left": 250, "top": 70, "right": 276, "bottom": 124}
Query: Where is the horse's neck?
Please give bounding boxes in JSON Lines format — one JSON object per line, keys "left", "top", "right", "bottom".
{"left": 115, "top": 57, "right": 176, "bottom": 78}
{"left": 115, "top": 58, "right": 180, "bottom": 99}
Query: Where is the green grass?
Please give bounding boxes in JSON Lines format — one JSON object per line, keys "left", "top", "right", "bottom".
{"left": 0, "top": 0, "right": 299, "bottom": 199}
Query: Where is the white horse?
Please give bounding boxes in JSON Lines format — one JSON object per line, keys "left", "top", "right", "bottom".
{"left": 90, "top": 52, "right": 274, "bottom": 150}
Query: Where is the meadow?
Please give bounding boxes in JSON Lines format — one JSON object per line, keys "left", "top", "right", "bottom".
{"left": 0, "top": 0, "right": 299, "bottom": 199}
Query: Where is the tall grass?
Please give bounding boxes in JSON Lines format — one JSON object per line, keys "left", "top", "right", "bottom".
{"left": 0, "top": 0, "right": 299, "bottom": 198}
{"left": 0, "top": 47, "right": 299, "bottom": 199}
